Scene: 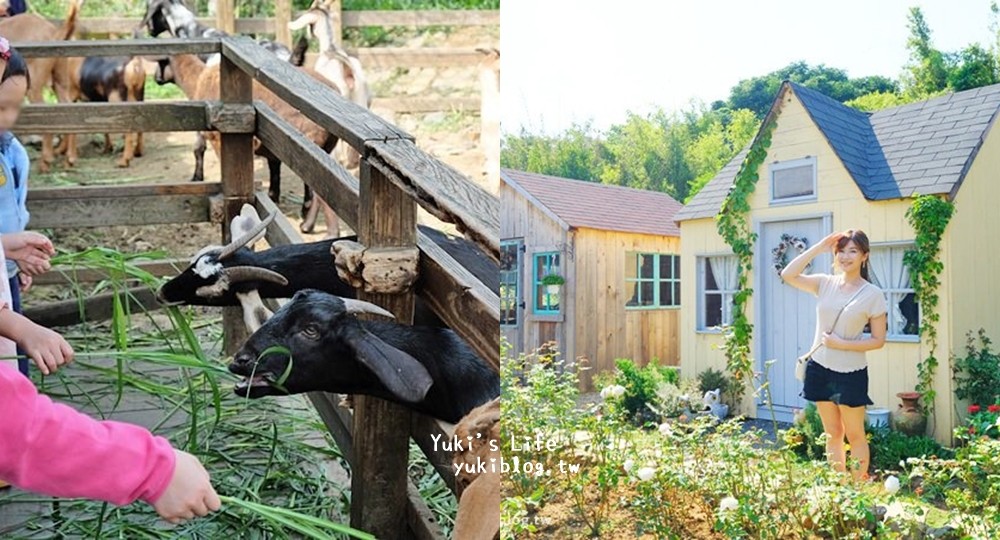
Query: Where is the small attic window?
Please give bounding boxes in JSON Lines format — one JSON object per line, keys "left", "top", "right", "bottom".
{"left": 770, "top": 157, "right": 817, "bottom": 203}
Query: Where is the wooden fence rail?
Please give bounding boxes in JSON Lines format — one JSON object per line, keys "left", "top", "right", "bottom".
{"left": 16, "top": 37, "right": 499, "bottom": 540}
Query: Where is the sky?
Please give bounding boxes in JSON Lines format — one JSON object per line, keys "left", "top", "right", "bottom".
{"left": 501, "top": 0, "right": 998, "bottom": 135}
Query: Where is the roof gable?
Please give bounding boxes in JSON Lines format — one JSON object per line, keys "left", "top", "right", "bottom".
{"left": 501, "top": 169, "right": 683, "bottom": 237}
{"left": 677, "top": 82, "right": 1000, "bottom": 222}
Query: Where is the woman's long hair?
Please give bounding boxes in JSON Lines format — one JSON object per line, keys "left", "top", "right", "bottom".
{"left": 833, "top": 229, "right": 871, "bottom": 281}
{"left": 1, "top": 47, "right": 30, "bottom": 88}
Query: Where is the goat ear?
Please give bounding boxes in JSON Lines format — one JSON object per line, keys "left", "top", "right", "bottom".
{"left": 345, "top": 326, "right": 433, "bottom": 403}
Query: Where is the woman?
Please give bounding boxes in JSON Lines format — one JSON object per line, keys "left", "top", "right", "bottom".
{"left": 780, "top": 230, "right": 888, "bottom": 481}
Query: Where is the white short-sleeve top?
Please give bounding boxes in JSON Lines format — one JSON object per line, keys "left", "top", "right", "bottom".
{"left": 809, "top": 273, "right": 888, "bottom": 373}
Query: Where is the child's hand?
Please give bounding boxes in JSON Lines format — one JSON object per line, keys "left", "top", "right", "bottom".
{"left": 16, "top": 321, "right": 74, "bottom": 375}
{"left": 153, "top": 449, "right": 221, "bottom": 524}
{"left": 18, "top": 273, "right": 32, "bottom": 292}
{"left": 3, "top": 232, "right": 54, "bottom": 274}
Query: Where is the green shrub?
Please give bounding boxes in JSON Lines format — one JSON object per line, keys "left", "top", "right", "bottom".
{"left": 696, "top": 367, "right": 731, "bottom": 405}
{"left": 953, "top": 329, "right": 1000, "bottom": 408}
{"left": 612, "top": 359, "right": 664, "bottom": 426}
{"left": 867, "top": 426, "right": 954, "bottom": 472}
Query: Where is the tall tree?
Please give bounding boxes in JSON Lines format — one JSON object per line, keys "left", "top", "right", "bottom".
{"left": 903, "top": 6, "right": 950, "bottom": 97}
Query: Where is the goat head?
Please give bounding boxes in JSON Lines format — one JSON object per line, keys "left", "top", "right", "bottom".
{"left": 229, "top": 289, "right": 433, "bottom": 404}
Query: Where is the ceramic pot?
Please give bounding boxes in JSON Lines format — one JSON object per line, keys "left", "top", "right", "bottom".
{"left": 890, "top": 391, "right": 927, "bottom": 436}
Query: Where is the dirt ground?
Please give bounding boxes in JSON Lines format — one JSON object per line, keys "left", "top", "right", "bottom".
{"left": 21, "top": 26, "right": 498, "bottom": 275}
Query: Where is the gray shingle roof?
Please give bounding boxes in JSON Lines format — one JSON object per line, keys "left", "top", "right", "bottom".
{"left": 676, "top": 81, "right": 1000, "bottom": 221}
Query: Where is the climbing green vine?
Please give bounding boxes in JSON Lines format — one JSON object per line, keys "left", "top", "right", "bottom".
{"left": 902, "top": 194, "right": 954, "bottom": 419}
{"left": 715, "top": 118, "right": 777, "bottom": 406}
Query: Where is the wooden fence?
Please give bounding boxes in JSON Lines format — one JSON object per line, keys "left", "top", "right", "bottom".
{"left": 15, "top": 36, "right": 499, "bottom": 539}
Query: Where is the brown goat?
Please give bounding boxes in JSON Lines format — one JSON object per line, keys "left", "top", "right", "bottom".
{"left": 157, "top": 53, "right": 339, "bottom": 207}
{"left": 57, "top": 55, "right": 146, "bottom": 168}
{"left": 452, "top": 397, "right": 500, "bottom": 540}
{"left": 0, "top": 0, "right": 81, "bottom": 172}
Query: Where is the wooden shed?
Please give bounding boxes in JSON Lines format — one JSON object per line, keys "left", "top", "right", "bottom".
{"left": 501, "top": 169, "right": 684, "bottom": 390}
{"left": 675, "top": 81, "right": 1000, "bottom": 443}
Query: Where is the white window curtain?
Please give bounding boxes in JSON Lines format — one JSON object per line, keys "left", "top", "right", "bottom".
{"left": 867, "top": 247, "right": 909, "bottom": 335}
{"left": 708, "top": 255, "right": 738, "bottom": 324}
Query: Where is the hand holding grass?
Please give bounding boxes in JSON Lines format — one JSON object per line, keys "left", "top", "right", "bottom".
{"left": 2, "top": 311, "right": 75, "bottom": 375}
{"left": 152, "top": 449, "right": 222, "bottom": 524}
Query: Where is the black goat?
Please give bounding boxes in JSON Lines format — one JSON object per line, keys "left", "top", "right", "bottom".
{"left": 142, "top": 0, "right": 292, "bottom": 64}
{"left": 156, "top": 205, "right": 498, "bottom": 330}
{"left": 230, "top": 289, "right": 499, "bottom": 423}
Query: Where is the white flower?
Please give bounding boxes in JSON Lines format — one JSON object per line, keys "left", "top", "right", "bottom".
{"left": 884, "top": 475, "right": 900, "bottom": 495}
{"left": 658, "top": 422, "right": 673, "bottom": 437}
{"left": 600, "top": 384, "right": 626, "bottom": 400}
{"left": 719, "top": 496, "right": 739, "bottom": 513}
{"left": 623, "top": 459, "right": 635, "bottom": 472}
{"left": 636, "top": 467, "right": 656, "bottom": 481}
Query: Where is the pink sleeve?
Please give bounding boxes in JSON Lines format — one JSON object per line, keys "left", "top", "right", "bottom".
{"left": 0, "top": 362, "right": 176, "bottom": 506}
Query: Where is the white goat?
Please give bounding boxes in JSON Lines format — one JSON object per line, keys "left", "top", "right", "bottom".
{"left": 289, "top": 5, "right": 373, "bottom": 239}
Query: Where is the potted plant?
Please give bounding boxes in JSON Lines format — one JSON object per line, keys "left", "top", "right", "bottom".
{"left": 541, "top": 274, "right": 565, "bottom": 295}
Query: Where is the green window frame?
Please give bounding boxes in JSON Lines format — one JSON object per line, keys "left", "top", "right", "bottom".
{"left": 625, "top": 253, "right": 680, "bottom": 309}
{"left": 501, "top": 240, "right": 521, "bottom": 326}
{"left": 533, "top": 252, "right": 561, "bottom": 314}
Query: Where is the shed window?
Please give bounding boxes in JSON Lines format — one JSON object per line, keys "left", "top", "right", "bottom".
{"left": 771, "top": 158, "right": 816, "bottom": 201}
{"left": 625, "top": 253, "right": 680, "bottom": 309}
{"left": 501, "top": 240, "right": 521, "bottom": 326}
{"left": 867, "top": 244, "right": 920, "bottom": 338}
{"left": 698, "top": 255, "right": 738, "bottom": 329}
{"left": 533, "top": 252, "right": 561, "bottom": 314}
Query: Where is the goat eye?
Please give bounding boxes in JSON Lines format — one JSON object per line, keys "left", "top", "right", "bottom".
{"left": 301, "top": 325, "right": 321, "bottom": 339}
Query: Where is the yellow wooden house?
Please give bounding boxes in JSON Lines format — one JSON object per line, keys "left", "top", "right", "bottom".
{"left": 675, "top": 81, "right": 1000, "bottom": 443}
{"left": 501, "top": 169, "right": 684, "bottom": 390}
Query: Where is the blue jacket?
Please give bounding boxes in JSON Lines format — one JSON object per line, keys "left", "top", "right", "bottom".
{"left": 0, "top": 132, "right": 31, "bottom": 276}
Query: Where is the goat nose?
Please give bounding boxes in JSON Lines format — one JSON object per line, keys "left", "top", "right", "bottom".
{"left": 231, "top": 353, "right": 253, "bottom": 369}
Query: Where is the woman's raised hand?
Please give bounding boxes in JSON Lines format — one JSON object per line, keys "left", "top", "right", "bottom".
{"left": 819, "top": 231, "right": 847, "bottom": 250}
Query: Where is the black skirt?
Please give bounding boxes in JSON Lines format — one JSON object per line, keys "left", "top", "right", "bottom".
{"left": 801, "top": 359, "right": 874, "bottom": 408}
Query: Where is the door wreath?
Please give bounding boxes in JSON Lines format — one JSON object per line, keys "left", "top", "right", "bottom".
{"left": 772, "top": 234, "right": 810, "bottom": 277}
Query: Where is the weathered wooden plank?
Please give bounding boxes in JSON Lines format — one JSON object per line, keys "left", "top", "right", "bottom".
{"left": 221, "top": 36, "right": 411, "bottom": 152}
{"left": 416, "top": 234, "right": 500, "bottom": 372}
{"left": 368, "top": 138, "right": 499, "bottom": 260}
{"left": 12, "top": 38, "right": 220, "bottom": 58}
{"left": 15, "top": 102, "right": 209, "bottom": 134}
{"left": 345, "top": 9, "right": 498, "bottom": 27}
{"left": 254, "top": 103, "right": 360, "bottom": 228}
{"left": 27, "top": 193, "right": 213, "bottom": 229}
{"left": 29, "top": 182, "right": 222, "bottom": 201}
{"left": 61, "top": 11, "right": 497, "bottom": 35}
{"left": 24, "top": 287, "right": 160, "bottom": 328}
{"left": 411, "top": 414, "right": 457, "bottom": 494}
{"left": 206, "top": 102, "right": 257, "bottom": 134}
{"left": 220, "top": 48, "right": 257, "bottom": 357}
{"left": 373, "top": 96, "right": 480, "bottom": 114}
{"left": 351, "top": 159, "right": 418, "bottom": 539}
{"left": 36, "top": 259, "right": 188, "bottom": 286}
{"left": 349, "top": 47, "right": 485, "bottom": 69}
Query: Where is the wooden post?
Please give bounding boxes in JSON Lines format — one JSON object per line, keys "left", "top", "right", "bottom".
{"left": 275, "top": 0, "right": 292, "bottom": 48}
{"left": 326, "top": 0, "right": 344, "bottom": 47}
{"left": 350, "top": 158, "right": 416, "bottom": 539}
{"left": 217, "top": 0, "right": 236, "bottom": 34}
{"left": 220, "top": 39, "right": 255, "bottom": 356}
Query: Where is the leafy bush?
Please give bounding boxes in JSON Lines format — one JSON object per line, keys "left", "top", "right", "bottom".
{"left": 696, "top": 367, "right": 731, "bottom": 405}
{"left": 953, "top": 328, "right": 1000, "bottom": 408}
{"left": 611, "top": 359, "right": 667, "bottom": 426}
{"left": 956, "top": 404, "right": 1000, "bottom": 441}
{"left": 867, "top": 426, "right": 954, "bottom": 472}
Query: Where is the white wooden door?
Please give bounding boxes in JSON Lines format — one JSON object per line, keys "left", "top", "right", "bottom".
{"left": 501, "top": 240, "right": 524, "bottom": 356}
{"left": 757, "top": 218, "right": 830, "bottom": 422}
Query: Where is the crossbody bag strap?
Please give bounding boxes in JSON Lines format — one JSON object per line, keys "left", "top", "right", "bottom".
{"left": 803, "top": 282, "right": 869, "bottom": 358}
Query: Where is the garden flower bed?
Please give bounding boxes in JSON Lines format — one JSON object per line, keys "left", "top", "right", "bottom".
{"left": 501, "top": 346, "right": 1000, "bottom": 539}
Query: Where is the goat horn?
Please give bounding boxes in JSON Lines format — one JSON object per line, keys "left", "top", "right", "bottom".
{"left": 218, "top": 211, "right": 276, "bottom": 260}
{"left": 224, "top": 266, "right": 289, "bottom": 286}
{"left": 341, "top": 298, "right": 396, "bottom": 319}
